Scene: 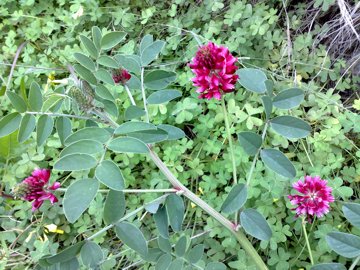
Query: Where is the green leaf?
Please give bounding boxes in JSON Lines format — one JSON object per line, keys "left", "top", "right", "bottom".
{"left": 17, "top": 114, "right": 36, "bottom": 143}
{"left": 142, "top": 248, "right": 163, "bottom": 263}
{"left": 97, "top": 55, "right": 119, "bottom": 69}
{"left": 144, "top": 70, "right": 176, "bottom": 90}
{"left": 0, "top": 112, "right": 22, "bottom": 138}
{"left": 311, "top": 263, "right": 347, "bottom": 270}
{"left": 45, "top": 242, "right": 85, "bottom": 264}
{"left": 60, "top": 139, "right": 104, "bottom": 157}
{"left": 166, "top": 194, "right": 184, "bottom": 232}
{"left": 154, "top": 206, "right": 169, "bottom": 239}
{"left": 175, "top": 235, "right": 188, "bottom": 257}
{"left": 65, "top": 127, "right": 112, "bottom": 145}
{"left": 107, "top": 137, "right": 149, "bottom": 153}
{"left": 73, "top": 53, "right": 96, "bottom": 71}
{"left": 265, "top": 80, "right": 274, "bottom": 96}
{"left": 158, "top": 124, "right": 185, "bottom": 140}
{"left": 128, "top": 129, "right": 168, "bottom": 144}
{"left": 237, "top": 68, "right": 267, "bottom": 93}
{"left": 95, "top": 160, "right": 124, "bottom": 191}
{"left": 95, "top": 69, "right": 115, "bottom": 85}
{"left": 56, "top": 117, "right": 72, "bottom": 145}
{"left": 42, "top": 95, "right": 63, "bottom": 112}
{"left": 115, "top": 122, "right": 156, "bottom": 135}
{"left": 0, "top": 131, "right": 19, "bottom": 158}
{"left": 186, "top": 244, "right": 204, "bottom": 264}
{"left": 115, "top": 222, "right": 148, "bottom": 256}
{"left": 54, "top": 154, "right": 97, "bottom": 171}
{"left": 102, "top": 99, "right": 118, "bottom": 117}
{"left": 140, "top": 34, "right": 153, "bottom": 54}
{"left": 145, "top": 196, "right": 167, "bottom": 214}
{"left": 6, "top": 91, "right": 27, "bottom": 112}
{"left": 73, "top": 64, "right": 97, "bottom": 85}
{"left": 221, "top": 184, "right": 248, "bottom": 214}
{"left": 114, "top": 54, "right": 141, "bottom": 74}
{"left": 125, "top": 105, "right": 145, "bottom": 120}
{"left": 261, "top": 95, "right": 272, "bottom": 119}
{"left": 272, "top": 88, "right": 304, "bottom": 109}
{"left": 326, "top": 232, "right": 360, "bottom": 258}
{"left": 101, "top": 31, "right": 126, "bottom": 50}
{"left": 63, "top": 179, "right": 99, "bottom": 223}
{"left": 205, "top": 262, "right": 227, "bottom": 270}
{"left": 343, "top": 203, "right": 360, "bottom": 227}
{"left": 270, "top": 116, "right": 311, "bottom": 139}
{"left": 240, "top": 209, "right": 272, "bottom": 241}
{"left": 80, "top": 35, "right": 98, "bottom": 59}
{"left": 80, "top": 241, "right": 104, "bottom": 268}
{"left": 169, "top": 259, "right": 183, "bottom": 269}
{"left": 29, "top": 82, "right": 43, "bottom": 111}
{"left": 141, "top": 40, "right": 165, "bottom": 66}
{"left": 36, "top": 115, "right": 54, "bottom": 146}
{"left": 260, "top": 149, "right": 296, "bottom": 178}
{"left": 238, "top": 131, "right": 262, "bottom": 156}
{"left": 103, "top": 190, "right": 125, "bottom": 225}
{"left": 95, "top": 85, "right": 115, "bottom": 101}
{"left": 0, "top": 85, "right": 5, "bottom": 97}
{"left": 158, "top": 236, "right": 172, "bottom": 253}
{"left": 148, "top": 90, "right": 181, "bottom": 104}
{"left": 59, "top": 258, "right": 79, "bottom": 270}
{"left": 92, "top": 26, "right": 102, "bottom": 50}
{"left": 155, "top": 254, "right": 172, "bottom": 270}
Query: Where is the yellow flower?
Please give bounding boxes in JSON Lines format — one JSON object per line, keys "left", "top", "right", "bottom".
{"left": 44, "top": 224, "right": 64, "bottom": 234}
{"left": 198, "top": 187, "right": 204, "bottom": 195}
{"left": 191, "top": 202, "right": 196, "bottom": 208}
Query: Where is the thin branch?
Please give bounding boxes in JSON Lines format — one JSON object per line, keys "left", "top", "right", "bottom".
{"left": 6, "top": 42, "right": 28, "bottom": 91}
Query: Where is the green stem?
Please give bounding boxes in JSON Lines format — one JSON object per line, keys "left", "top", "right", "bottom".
{"left": 246, "top": 122, "right": 268, "bottom": 186}
{"left": 26, "top": 111, "right": 94, "bottom": 121}
{"left": 124, "top": 84, "right": 136, "bottom": 106}
{"left": 56, "top": 188, "right": 177, "bottom": 193}
{"left": 349, "top": 255, "right": 360, "bottom": 270}
{"left": 86, "top": 194, "right": 169, "bottom": 241}
{"left": 302, "top": 217, "right": 314, "bottom": 265}
{"left": 221, "top": 97, "right": 237, "bottom": 185}
{"left": 140, "top": 67, "right": 149, "bottom": 123}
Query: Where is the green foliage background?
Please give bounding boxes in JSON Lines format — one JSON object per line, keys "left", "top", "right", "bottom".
{"left": 0, "top": 0, "right": 359, "bottom": 269}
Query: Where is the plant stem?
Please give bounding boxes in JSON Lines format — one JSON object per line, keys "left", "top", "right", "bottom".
{"left": 221, "top": 98, "right": 237, "bottom": 186}
{"left": 349, "top": 255, "right": 360, "bottom": 270}
{"left": 25, "top": 111, "right": 95, "bottom": 121}
{"left": 124, "top": 84, "right": 136, "bottom": 106}
{"left": 246, "top": 122, "right": 268, "bottom": 186}
{"left": 56, "top": 188, "right": 177, "bottom": 193}
{"left": 140, "top": 67, "right": 149, "bottom": 123}
{"left": 86, "top": 194, "right": 169, "bottom": 241}
{"left": 302, "top": 217, "right": 314, "bottom": 265}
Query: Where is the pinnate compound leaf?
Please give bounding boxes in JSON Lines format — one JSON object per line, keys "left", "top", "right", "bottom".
{"left": 237, "top": 68, "right": 267, "bottom": 93}
{"left": 221, "top": 184, "right": 248, "bottom": 214}
{"left": 166, "top": 194, "right": 184, "bottom": 232}
{"left": 270, "top": 116, "right": 311, "bottom": 139}
{"left": 95, "top": 160, "right": 124, "bottom": 191}
{"left": 18, "top": 114, "right": 36, "bottom": 143}
{"left": 115, "top": 222, "right": 148, "bottom": 256}
{"left": 326, "top": 232, "right": 360, "bottom": 258}
{"left": 260, "top": 149, "right": 296, "bottom": 178}
{"left": 80, "top": 241, "right": 104, "bottom": 268}
{"left": 273, "top": 88, "right": 304, "bottom": 109}
{"left": 240, "top": 209, "right": 272, "bottom": 241}
{"left": 103, "top": 190, "right": 125, "bottom": 225}
{"left": 311, "top": 263, "right": 346, "bottom": 270}
{"left": 54, "top": 154, "right": 97, "bottom": 171}
{"left": 238, "top": 131, "right": 262, "bottom": 156}
{"left": 63, "top": 179, "right": 99, "bottom": 223}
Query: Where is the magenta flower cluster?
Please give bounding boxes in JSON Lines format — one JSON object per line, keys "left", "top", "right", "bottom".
{"left": 288, "top": 176, "right": 334, "bottom": 221}
{"left": 189, "top": 42, "right": 238, "bottom": 100}
{"left": 13, "top": 169, "right": 60, "bottom": 211}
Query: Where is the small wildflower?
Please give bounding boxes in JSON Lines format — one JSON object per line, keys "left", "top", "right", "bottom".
{"left": 12, "top": 169, "right": 60, "bottom": 211}
{"left": 112, "top": 68, "right": 131, "bottom": 85}
{"left": 288, "top": 176, "right": 334, "bottom": 221}
{"left": 189, "top": 42, "right": 238, "bottom": 100}
{"left": 44, "top": 224, "right": 64, "bottom": 234}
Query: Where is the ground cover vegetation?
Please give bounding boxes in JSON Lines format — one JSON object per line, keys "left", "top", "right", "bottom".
{"left": 0, "top": 0, "right": 359, "bottom": 269}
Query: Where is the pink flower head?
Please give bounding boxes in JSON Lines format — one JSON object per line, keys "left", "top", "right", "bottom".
{"left": 112, "top": 68, "right": 131, "bottom": 85}
{"left": 12, "top": 169, "right": 60, "bottom": 211}
{"left": 288, "top": 176, "right": 334, "bottom": 221}
{"left": 189, "top": 42, "right": 238, "bottom": 100}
